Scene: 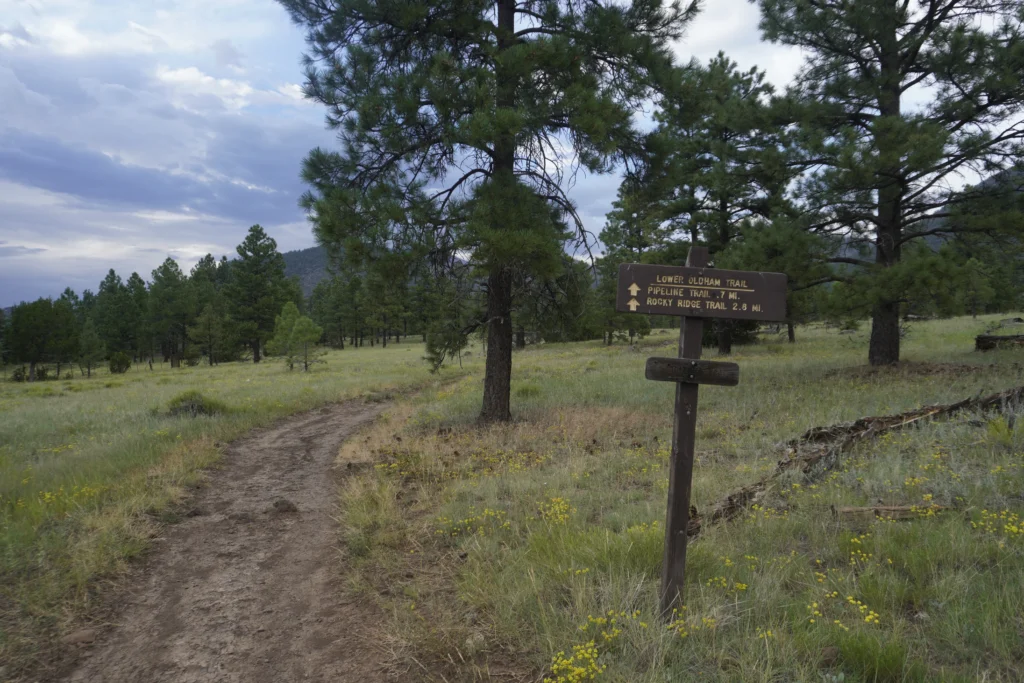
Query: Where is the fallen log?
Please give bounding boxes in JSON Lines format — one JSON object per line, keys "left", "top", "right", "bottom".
{"left": 976, "top": 335, "right": 1024, "bottom": 351}
{"left": 694, "top": 384, "right": 1024, "bottom": 538}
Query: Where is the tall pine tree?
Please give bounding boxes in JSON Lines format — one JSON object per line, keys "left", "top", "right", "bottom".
{"left": 225, "top": 225, "right": 297, "bottom": 363}
{"left": 149, "top": 258, "right": 194, "bottom": 367}
{"left": 279, "top": 0, "right": 697, "bottom": 421}
{"left": 757, "top": 0, "right": 1024, "bottom": 365}
{"left": 629, "top": 53, "right": 795, "bottom": 352}
{"left": 94, "top": 270, "right": 134, "bottom": 353}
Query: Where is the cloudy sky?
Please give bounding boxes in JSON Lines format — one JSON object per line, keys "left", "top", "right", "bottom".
{"left": 0, "top": 0, "right": 801, "bottom": 307}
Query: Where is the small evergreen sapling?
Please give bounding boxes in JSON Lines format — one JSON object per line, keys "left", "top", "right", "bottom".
{"left": 268, "top": 303, "right": 325, "bottom": 371}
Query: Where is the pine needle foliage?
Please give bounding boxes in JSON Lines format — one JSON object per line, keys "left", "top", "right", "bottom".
{"left": 756, "top": 0, "right": 1024, "bottom": 365}
{"left": 278, "top": 0, "right": 698, "bottom": 421}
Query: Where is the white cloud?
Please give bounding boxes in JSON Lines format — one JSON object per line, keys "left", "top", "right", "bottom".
{"left": 156, "top": 65, "right": 255, "bottom": 110}
{"left": 678, "top": 0, "right": 803, "bottom": 87}
{"left": 132, "top": 209, "right": 203, "bottom": 222}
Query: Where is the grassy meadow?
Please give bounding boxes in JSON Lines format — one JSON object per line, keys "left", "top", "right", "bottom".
{"left": 0, "top": 340, "right": 468, "bottom": 675}
{"left": 335, "top": 315, "right": 1024, "bottom": 682}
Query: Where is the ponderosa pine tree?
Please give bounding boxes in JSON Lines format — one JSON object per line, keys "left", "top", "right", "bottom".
{"left": 78, "top": 318, "right": 105, "bottom": 378}
{"left": 626, "top": 54, "right": 796, "bottom": 352}
{"left": 149, "top": 258, "right": 194, "bottom": 367}
{"left": 49, "top": 298, "right": 79, "bottom": 378}
{"left": 58, "top": 288, "right": 82, "bottom": 324}
{"left": 267, "top": 301, "right": 303, "bottom": 370}
{"left": 292, "top": 316, "right": 327, "bottom": 371}
{"left": 225, "top": 225, "right": 297, "bottom": 363}
{"left": 94, "top": 270, "right": 135, "bottom": 354}
{"left": 126, "top": 272, "right": 152, "bottom": 364}
{"left": 187, "top": 304, "right": 230, "bottom": 366}
{"left": 756, "top": 0, "right": 1024, "bottom": 365}
{"left": 279, "top": 0, "right": 697, "bottom": 422}
{"left": 8, "top": 298, "right": 54, "bottom": 381}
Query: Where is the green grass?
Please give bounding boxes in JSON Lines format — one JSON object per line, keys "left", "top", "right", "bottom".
{"left": 337, "top": 315, "right": 1024, "bottom": 682}
{"left": 0, "top": 340, "right": 470, "bottom": 675}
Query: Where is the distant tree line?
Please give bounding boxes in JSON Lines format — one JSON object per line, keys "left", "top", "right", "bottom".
{"left": 1, "top": 226, "right": 304, "bottom": 380}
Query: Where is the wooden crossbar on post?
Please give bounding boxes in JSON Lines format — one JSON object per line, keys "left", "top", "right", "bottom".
{"left": 645, "top": 358, "right": 740, "bottom": 387}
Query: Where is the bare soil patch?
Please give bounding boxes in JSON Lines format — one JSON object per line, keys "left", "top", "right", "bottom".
{"left": 54, "top": 400, "right": 389, "bottom": 683}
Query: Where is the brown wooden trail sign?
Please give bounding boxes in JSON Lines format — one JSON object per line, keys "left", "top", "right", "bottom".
{"left": 616, "top": 248, "right": 787, "bottom": 617}
{"left": 617, "top": 262, "right": 787, "bottom": 321}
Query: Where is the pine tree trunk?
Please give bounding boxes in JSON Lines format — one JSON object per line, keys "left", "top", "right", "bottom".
{"left": 717, "top": 321, "right": 733, "bottom": 355}
{"left": 252, "top": 340, "right": 261, "bottom": 363}
{"left": 516, "top": 325, "right": 525, "bottom": 349}
{"left": 29, "top": 361, "right": 37, "bottom": 382}
{"left": 787, "top": 321, "right": 796, "bottom": 343}
{"left": 481, "top": 268, "right": 514, "bottom": 422}
{"left": 869, "top": 16, "right": 903, "bottom": 367}
{"left": 479, "top": 0, "right": 516, "bottom": 423}
{"left": 869, "top": 300, "right": 900, "bottom": 365}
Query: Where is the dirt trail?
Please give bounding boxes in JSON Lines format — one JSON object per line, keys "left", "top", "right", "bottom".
{"left": 62, "top": 401, "right": 388, "bottom": 683}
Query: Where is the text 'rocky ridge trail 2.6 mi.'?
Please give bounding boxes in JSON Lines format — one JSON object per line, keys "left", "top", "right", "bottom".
{"left": 616, "top": 263, "right": 788, "bottom": 322}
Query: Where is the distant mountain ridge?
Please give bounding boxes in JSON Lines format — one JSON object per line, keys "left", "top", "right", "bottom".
{"left": 282, "top": 245, "right": 330, "bottom": 296}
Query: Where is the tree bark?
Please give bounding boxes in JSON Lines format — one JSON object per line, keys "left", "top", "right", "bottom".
{"left": 717, "top": 321, "right": 733, "bottom": 355}
{"left": 869, "top": 15, "right": 903, "bottom": 367}
{"left": 481, "top": 268, "right": 514, "bottom": 422}
{"left": 29, "top": 361, "right": 36, "bottom": 382}
{"left": 787, "top": 321, "right": 796, "bottom": 343}
{"left": 479, "top": 0, "right": 516, "bottom": 423}
{"left": 252, "top": 340, "right": 261, "bottom": 364}
{"left": 516, "top": 324, "right": 525, "bottom": 349}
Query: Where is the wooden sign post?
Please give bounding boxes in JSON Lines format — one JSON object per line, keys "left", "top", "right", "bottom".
{"left": 616, "top": 247, "right": 787, "bottom": 616}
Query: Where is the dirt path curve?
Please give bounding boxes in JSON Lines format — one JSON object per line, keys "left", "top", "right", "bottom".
{"left": 63, "top": 401, "right": 388, "bottom": 683}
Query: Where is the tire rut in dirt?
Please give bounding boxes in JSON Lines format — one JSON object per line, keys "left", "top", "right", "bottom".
{"left": 61, "top": 400, "right": 388, "bottom": 683}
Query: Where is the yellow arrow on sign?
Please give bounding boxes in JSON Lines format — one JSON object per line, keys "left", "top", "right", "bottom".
{"left": 627, "top": 298, "right": 640, "bottom": 312}
{"left": 628, "top": 282, "right": 641, "bottom": 296}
